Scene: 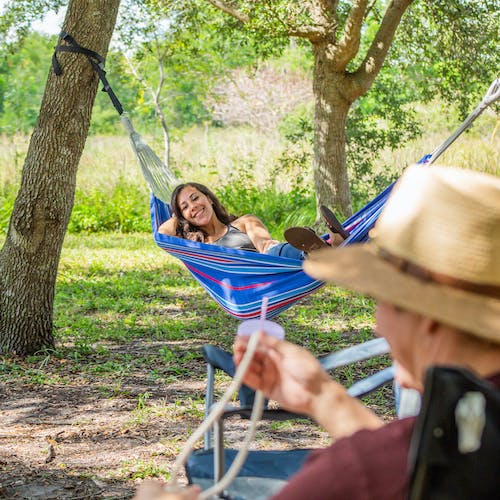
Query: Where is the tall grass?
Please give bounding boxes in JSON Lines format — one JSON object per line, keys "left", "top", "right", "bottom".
{"left": 0, "top": 105, "right": 498, "bottom": 236}
{"left": 381, "top": 104, "right": 499, "bottom": 177}
{"left": 0, "top": 125, "right": 317, "bottom": 237}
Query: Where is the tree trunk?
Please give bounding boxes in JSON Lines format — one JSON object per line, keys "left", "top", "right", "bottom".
{"left": 312, "top": 43, "right": 352, "bottom": 218}
{"left": 0, "top": 0, "right": 120, "bottom": 355}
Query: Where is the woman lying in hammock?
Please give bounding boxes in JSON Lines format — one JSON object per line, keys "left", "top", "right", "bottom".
{"left": 158, "top": 182, "right": 348, "bottom": 260}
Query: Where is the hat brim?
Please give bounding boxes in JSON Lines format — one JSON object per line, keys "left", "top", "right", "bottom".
{"left": 303, "top": 245, "right": 500, "bottom": 344}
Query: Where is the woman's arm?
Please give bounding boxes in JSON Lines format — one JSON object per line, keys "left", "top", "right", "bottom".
{"left": 233, "top": 215, "right": 280, "bottom": 254}
{"left": 158, "top": 215, "right": 179, "bottom": 236}
{"left": 233, "top": 334, "right": 384, "bottom": 440}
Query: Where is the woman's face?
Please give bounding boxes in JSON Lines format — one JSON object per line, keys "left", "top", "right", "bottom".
{"left": 176, "top": 186, "right": 216, "bottom": 227}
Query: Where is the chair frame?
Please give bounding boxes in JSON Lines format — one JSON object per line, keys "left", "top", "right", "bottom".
{"left": 202, "top": 338, "right": 394, "bottom": 484}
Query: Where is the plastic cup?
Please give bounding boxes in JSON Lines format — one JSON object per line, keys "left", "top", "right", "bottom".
{"left": 237, "top": 319, "right": 285, "bottom": 340}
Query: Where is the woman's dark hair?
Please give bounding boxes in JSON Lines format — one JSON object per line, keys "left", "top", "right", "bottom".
{"left": 170, "top": 182, "right": 236, "bottom": 242}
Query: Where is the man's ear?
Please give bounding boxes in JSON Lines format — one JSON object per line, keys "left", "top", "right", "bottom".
{"left": 427, "top": 318, "right": 440, "bottom": 335}
{"left": 417, "top": 316, "right": 440, "bottom": 345}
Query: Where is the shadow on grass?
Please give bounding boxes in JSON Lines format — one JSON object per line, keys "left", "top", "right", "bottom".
{"left": 0, "top": 459, "right": 134, "bottom": 499}
{"left": 0, "top": 238, "right": 394, "bottom": 494}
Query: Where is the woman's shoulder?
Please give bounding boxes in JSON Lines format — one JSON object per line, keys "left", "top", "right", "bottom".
{"left": 231, "top": 214, "right": 260, "bottom": 232}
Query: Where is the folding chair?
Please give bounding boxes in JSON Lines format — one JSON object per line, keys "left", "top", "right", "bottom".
{"left": 408, "top": 366, "right": 500, "bottom": 500}
{"left": 186, "top": 338, "right": 394, "bottom": 500}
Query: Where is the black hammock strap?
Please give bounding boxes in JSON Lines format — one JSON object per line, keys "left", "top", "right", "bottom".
{"left": 52, "top": 31, "right": 124, "bottom": 116}
{"left": 52, "top": 31, "right": 176, "bottom": 202}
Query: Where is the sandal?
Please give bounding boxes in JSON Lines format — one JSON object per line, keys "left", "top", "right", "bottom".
{"left": 284, "top": 227, "right": 329, "bottom": 253}
{"left": 320, "top": 205, "right": 350, "bottom": 240}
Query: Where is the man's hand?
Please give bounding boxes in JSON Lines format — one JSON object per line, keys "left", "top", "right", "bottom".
{"left": 233, "top": 333, "right": 333, "bottom": 416}
{"left": 233, "top": 333, "right": 384, "bottom": 439}
{"left": 133, "top": 481, "right": 201, "bottom": 500}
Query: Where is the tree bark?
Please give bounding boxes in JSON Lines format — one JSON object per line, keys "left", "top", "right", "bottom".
{"left": 0, "top": 0, "right": 120, "bottom": 355}
{"left": 311, "top": 0, "right": 414, "bottom": 218}
{"left": 312, "top": 43, "right": 352, "bottom": 217}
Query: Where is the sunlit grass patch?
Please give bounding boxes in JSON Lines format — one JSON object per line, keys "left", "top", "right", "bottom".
{"left": 2, "top": 232, "right": 385, "bottom": 403}
{"left": 120, "top": 459, "right": 170, "bottom": 481}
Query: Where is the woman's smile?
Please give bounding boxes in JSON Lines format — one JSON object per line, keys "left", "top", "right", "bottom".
{"left": 178, "top": 187, "right": 214, "bottom": 227}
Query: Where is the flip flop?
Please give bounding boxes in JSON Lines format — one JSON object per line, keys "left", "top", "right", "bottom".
{"left": 320, "top": 205, "right": 350, "bottom": 240}
{"left": 284, "top": 227, "right": 329, "bottom": 253}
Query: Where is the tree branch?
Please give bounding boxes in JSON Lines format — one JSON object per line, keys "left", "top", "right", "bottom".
{"left": 332, "top": 0, "right": 368, "bottom": 71}
{"left": 124, "top": 45, "right": 171, "bottom": 167}
{"left": 205, "top": 0, "right": 249, "bottom": 23}
{"left": 280, "top": 0, "right": 338, "bottom": 42}
{"left": 309, "top": 0, "right": 339, "bottom": 26}
{"left": 288, "top": 25, "right": 329, "bottom": 42}
{"left": 350, "top": 0, "right": 414, "bottom": 98}
{"left": 205, "top": 0, "right": 332, "bottom": 42}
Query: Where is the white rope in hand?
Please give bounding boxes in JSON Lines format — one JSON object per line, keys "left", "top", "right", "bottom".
{"left": 167, "top": 298, "right": 270, "bottom": 499}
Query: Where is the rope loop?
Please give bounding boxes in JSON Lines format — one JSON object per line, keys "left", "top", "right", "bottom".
{"left": 52, "top": 31, "right": 123, "bottom": 115}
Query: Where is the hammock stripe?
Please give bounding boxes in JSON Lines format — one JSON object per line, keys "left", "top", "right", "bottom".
{"left": 151, "top": 182, "right": 394, "bottom": 319}
{"left": 143, "top": 83, "right": 500, "bottom": 320}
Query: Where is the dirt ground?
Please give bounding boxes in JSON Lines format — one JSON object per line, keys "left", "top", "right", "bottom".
{"left": 1, "top": 342, "right": 352, "bottom": 500}
{"left": 1, "top": 378, "right": 196, "bottom": 499}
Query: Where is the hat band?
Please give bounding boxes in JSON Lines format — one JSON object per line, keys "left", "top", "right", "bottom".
{"left": 377, "top": 247, "right": 500, "bottom": 299}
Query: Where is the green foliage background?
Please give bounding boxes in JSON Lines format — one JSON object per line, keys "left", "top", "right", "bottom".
{"left": 0, "top": 0, "right": 498, "bottom": 234}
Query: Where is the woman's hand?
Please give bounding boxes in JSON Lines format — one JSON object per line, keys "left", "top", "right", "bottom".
{"left": 158, "top": 215, "right": 179, "bottom": 236}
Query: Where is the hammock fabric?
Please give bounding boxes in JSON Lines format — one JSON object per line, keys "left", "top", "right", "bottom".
{"left": 50, "top": 35, "right": 500, "bottom": 320}
{"left": 152, "top": 195, "right": 323, "bottom": 319}
{"left": 147, "top": 75, "right": 499, "bottom": 320}
{"left": 150, "top": 178, "right": 403, "bottom": 319}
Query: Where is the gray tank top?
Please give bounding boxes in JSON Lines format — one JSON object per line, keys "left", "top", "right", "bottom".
{"left": 212, "top": 225, "right": 257, "bottom": 251}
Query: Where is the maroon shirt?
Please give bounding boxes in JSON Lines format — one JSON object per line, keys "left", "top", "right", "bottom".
{"left": 272, "top": 373, "right": 500, "bottom": 500}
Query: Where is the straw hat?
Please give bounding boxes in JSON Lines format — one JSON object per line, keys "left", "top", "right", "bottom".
{"left": 303, "top": 165, "right": 500, "bottom": 343}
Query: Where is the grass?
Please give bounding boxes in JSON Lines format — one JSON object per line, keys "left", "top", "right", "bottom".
{"left": 0, "top": 105, "right": 497, "bottom": 493}
{"left": 0, "top": 231, "right": 385, "bottom": 391}
{"left": 66, "top": 232, "right": 376, "bottom": 358}
{"left": 120, "top": 459, "right": 171, "bottom": 481}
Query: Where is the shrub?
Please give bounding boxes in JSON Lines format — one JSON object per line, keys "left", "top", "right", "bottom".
{"left": 0, "top": 183, "right": 17, "bottom": 234}
{"left": 215, "top": 162, "right": 315, "bottom": 238}
{"left": 68, "top": 178, "right": 150, "bottom": 234}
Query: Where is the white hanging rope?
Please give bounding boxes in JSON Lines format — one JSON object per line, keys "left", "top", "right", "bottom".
{"left": 167, "top": 298, "right": 270, "bottom": 499}
{"left": 121, "top": 115, "right": 178, "bottom": 203}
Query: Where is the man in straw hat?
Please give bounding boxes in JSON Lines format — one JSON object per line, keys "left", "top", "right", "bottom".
{"left": 134, "top": 165, "right": 499, "bottom": 499}
{"left": 231, "top": 164, "right": 500, "bottom": 499}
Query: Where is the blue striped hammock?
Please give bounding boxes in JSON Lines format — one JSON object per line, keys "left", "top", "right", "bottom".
{"left": 150, "top": 174, "right": 411, "bottom": 319}
{"left": 125, "top": 79, "right": 499, "bottom": 320}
